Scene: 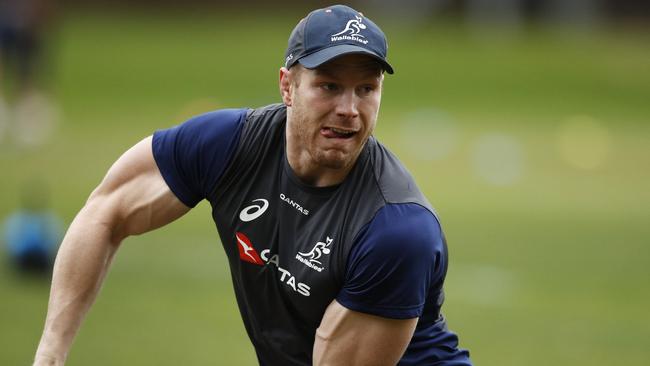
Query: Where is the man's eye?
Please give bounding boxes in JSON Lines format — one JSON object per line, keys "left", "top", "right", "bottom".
{"left": 359, "top": 85, "right": 375, "bottom": 94}
{"left": 322, "top": 83, "right": 338, "bottom": 91}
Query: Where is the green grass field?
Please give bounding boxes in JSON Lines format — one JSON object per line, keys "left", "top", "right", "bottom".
{"left": 1, "top": 9, "right": 649, "bottom": 365}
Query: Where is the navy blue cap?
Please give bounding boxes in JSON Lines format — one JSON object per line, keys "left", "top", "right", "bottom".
{"left": 284, "top": 5, "right": 394, "bottom": 74}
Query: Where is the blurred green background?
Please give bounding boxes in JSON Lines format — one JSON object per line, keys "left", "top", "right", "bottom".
{"left": 1, "top": 3, "right": 649, "bottom": 365}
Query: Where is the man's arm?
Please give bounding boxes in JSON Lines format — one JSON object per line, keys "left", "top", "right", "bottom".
{"left": 316, "top": 204, "right": 448, "bottom": 365}
{"left": 33, "top": 136, "right": 190, "bottom": 365}
{"left": 313, "top": 300, "right": 418, "bottom": 366}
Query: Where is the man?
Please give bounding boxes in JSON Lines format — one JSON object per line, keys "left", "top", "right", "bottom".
{"left": 34, "top": 5, "right": 472, "bottom": 366}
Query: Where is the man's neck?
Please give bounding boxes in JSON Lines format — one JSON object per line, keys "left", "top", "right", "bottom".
{"left": 285, "top": 147, "right": 356, "bottom": 187}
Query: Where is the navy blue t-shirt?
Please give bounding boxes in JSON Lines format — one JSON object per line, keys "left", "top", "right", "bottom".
{"left": 152, "top": 107, "right": 471, "bottom": 365}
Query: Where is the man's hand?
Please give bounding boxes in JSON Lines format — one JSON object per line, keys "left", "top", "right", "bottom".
{"left": 33, "top": 136, "right": 190, "bottom": 365}
{"left": 313, "top": 300, "right": 418, "bottom": 366}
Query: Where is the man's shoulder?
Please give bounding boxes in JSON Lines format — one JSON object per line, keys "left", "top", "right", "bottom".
{"left": 155, "top": 108, "right": 249, "bottom": 146}
{"left": 187, "top": 108, "right": 249, "bottom": 127}
{"left": 246, "top": 103, "right": 286, "bottom": 120}
{"left": 363, "top": 137, "right": 434, "bottom": 213}
{"left": 237, "top": 103, "right": 287, "bottom": 143}
{"left": 368, "top": 203, "right": 442, "bottom": 248}
{"left": 168, "top": 103, "right": 285, "bottom": 137}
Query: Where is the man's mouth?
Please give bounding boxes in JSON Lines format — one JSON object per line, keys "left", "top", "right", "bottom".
{"left": 321, "top": 127, "right": 357, "bottom": 139}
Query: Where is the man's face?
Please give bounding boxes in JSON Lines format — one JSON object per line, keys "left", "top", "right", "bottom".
{"left": 282, "top": 54, "right": 383, "bottom": 173}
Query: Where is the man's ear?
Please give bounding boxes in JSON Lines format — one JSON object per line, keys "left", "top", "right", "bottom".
{"left": 279, "top": 67, "right": 293, "bottom": 106}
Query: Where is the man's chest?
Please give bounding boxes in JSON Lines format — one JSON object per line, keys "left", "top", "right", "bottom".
{"left": 213, "top": 169, "right": 360, "bottom": 316}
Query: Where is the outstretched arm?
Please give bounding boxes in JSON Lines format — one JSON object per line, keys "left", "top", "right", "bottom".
{"left": 313, "top": 300, "right": 418, "bottom": 366}
{"left": 33, "top": 136, "right": 190, "bottom": 365}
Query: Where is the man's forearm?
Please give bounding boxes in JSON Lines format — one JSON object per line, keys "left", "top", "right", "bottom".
{"left": 32, "top": 135, "right": 190, "bottom": 365}
{"left": 34, "top": 205, "right": 121, "bottom": 365}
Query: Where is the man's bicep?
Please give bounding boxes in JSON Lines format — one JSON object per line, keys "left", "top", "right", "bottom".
{"left": 88, "top": 136, "right": 190, "bottom": 240}
{"left": 313, "top": 300, "right": 417, "bottom": 366}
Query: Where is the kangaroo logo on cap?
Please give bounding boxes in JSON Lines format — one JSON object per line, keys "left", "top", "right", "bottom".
{"left": 332, "top": 16, "right": 366, "bottom": 37}
{"left": 331, "top": 15, "right": 369, "bottom": 45}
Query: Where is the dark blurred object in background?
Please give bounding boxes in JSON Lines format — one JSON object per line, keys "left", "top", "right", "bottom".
{"left": 55, "top": 0, "right": 650, "bottom": 24}
{"left": 0, "top": 0, "right": 59, "bottom": 148}
{"left": 2, "top": 178, "right": 62, "bottom": 275}
{"left": 364, "top": 0, "right": 649, "bottom": 25}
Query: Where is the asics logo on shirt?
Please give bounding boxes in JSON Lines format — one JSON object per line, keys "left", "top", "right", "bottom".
{"left": 239, "top": 199, "right": 269, "bottom": 222}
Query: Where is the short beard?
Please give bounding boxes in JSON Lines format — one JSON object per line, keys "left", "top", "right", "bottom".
{"left": 311, "top": 148, "right": 349, "bottom": 169}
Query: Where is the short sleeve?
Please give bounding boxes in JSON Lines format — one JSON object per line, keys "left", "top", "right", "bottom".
{"left": 336, "top": 203, "right": 447, "bottom": 319}
{"left": 152, "top": 108, "right": 246, "bottom": 207}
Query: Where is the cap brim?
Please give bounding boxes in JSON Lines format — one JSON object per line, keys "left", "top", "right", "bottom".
{"left": 298, "top": 44, "right": 394, "bottom": 74}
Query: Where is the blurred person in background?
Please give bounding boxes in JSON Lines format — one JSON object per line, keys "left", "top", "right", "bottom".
{"left": 33, "top": 4, "right": 471, "bottom": 365}
{"left": 0, "top": 0, "right": 58, "bottom": 147}
{"left": 2, "top": 178, "right": 62, "bottom": 275}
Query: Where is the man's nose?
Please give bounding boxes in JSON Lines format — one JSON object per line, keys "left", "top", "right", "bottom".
{"left": 335, "top": 90, "right": 359, "bottom": 119}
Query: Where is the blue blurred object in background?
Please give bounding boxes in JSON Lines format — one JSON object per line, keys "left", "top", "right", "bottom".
{"left": 2, "top": 178, "right": 62, "bottom": 274}
{"left": 3, "top": 209, "right": 61, "bottom": 273}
